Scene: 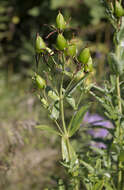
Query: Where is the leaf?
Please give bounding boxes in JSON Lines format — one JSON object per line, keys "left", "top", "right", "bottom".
{"left": 68, "top": 104, "right": 89, "bottom": 137}
{"left": 90, "top": 146, "right": 105, "bottom": 156}
{"left": 61, "top": 137, "right": 69, "bottom": 162}
{"left": 108, "top": 52, "right": 124, "bottom": 76}
{"left": 50, "top": 101, "right": 60, "bottom": 120}
{"left": 92, "top": 180, "right": 104, "bottom": 190}
{"left": 65, "top": 94, "right": 76, "bottom": 109}
{"left": 61, "top": 136, "right": 77, "bottom": 162}
{"left": 80, "top": 160, "right": 94, "bottom": 173}
{"left": 108, "top": 53, "right": 119, "bottom": 75}
{"left": 104, "top": 182, "right": 114, "bottom": 190}
{"left": 35, "top": 125, "right": 61, "bottom": 136}
{"left": 117, "top": 27, "right": 124, "bottom": 42}
{"left": 117, "top": 17, "right": 124, "bottom": 43}
{"left": 65, "top": 73, "right": 89, "bottom": 96}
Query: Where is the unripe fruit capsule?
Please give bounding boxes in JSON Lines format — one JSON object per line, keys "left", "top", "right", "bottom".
{"left": 115, "top": 1, "right": 124, "bottom": 17}
{"left": 56, "top": 12, "right": 66, "bottom": 30}
{"left": 65, "top": 44, "right": 76, "bottom": 57}
{"left": 78, "top": 48, "right": 90, "bottom": 64}
{"left": 35, "top": 74, "right": 46, "bottom": 89}
{"left": 56, "top": 33, "right": 67, "bottom": 50}
{"left": 35, "top": 35, "right": 46, "bottom": 53}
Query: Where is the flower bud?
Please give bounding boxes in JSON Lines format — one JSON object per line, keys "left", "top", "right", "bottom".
{"left": 115, "top": 1, "right": 124, "bottom": 17}
{"left": 65, "top": 44, "right": 76, "bottom": 57}
{"left": 56, "top": 12, "right": 66, "bottom": 30}
{"left": 35, "top": 74, "right": 46, "bottom": 89}
{"left": 78, "top": 48, "right": 90, "bottom": 64}
{"left": 56, "top": 33, "right": 67, "bottom": 50}
{"left": 35, "top": 35, "right": 46, "bottom": 53}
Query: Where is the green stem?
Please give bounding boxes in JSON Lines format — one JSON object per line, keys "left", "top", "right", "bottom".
{"left": 53, "top": 119, "right": 64, "bottom": 135}
{"left": 76, "top": 90, "right": 84, "bottom": 110}
{"left": 64, "top": 75, "right": 75, "bottom": 96}
{"left": 115, "top": 44, "right": 123, "bottom": 189}
{"left": 60, "top": 74, "right": 67, "bottom": 134}
{"left": 116, "top": 76, "right": 122, "bottom": 114}
{"left": 117, "top": 75, "right": 123, "bottom": 190}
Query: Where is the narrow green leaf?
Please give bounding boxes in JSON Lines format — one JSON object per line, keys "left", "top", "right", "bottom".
{"left": 80, "top": 160, "right": 94, "bottom": 173}
{"left": 117, "top": 26, "right": 124, "bottom": 42}
{"left": 61, "top": 137, "right": 69, "bottom": 162}
{"left": 35, "top": 125, "right": 61, "bottom": 136}
{"left": 92, "top": 180, "right": 104, "bottom": 190}
{"left": 68, "top": 104, "right": 89, "bottom": 137}
{"left": 50, "top": 101, "right": 60, "bottom": 120}
{"left": 108, "top": 52, "right": 124, "bottom": 75}
{"left": 104, "top": 182, "right": 115, "bottom": 190}
{"left": 108, "top": 53, "right": 119, "bottom": 75}
{"left": 90, "top": 146, "right": 105, "bottom": 156}
{"left": 66, "top": 94, "right": 76, "bottom": 109}
{"left": 65, "top": 73, "right": 89, "bottom": 96}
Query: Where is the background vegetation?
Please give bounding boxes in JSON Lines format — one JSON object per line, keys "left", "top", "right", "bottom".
{"left": 0, "top": 0, "right": 113, "bottom": 189}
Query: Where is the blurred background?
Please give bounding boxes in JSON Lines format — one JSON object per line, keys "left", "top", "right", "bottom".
{"left": 0, "top": 0, "right": 113, "bottom": 189}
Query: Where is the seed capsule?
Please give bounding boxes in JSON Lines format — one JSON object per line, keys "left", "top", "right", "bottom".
{"left": 115, "top": 1, "right": 124, "bottom": 17}
{"left": 78, "top": 48, "right": 90, "bottom": 64}
{"left": 56, "top": 33, "right": 67, "bottom": 50}
{"left": 56, "top": 12, "right": 66, "bottom": 30}
{"left": 65, "top": 44, "right": 76, "bottom": 57}
{"left": 35, "top": 35, "right": 46, "bottom": 53}
{"left": 35, "top": 74, "right": 46, "bottom": 89}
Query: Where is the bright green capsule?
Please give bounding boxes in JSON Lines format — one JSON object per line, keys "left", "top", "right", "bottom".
{"left": 78, "top": 48, "right": 90, "bottom": 64}
{"left": 56, "top": 33, "right": 67, "bottom": 50}
{"left": 115, "top": 1, "right": 124, "bottom": 17}
{"left": 56, "top": 12, "right": 66, "bottom": 30}
{"left": 35, "top": 74, "right": 46, "bottom": 89}
{"left": 35, "top": 35, "right": 46, "bottom": 53}
{"left": 65, "top": 44, "right": 76, "bottom": 57}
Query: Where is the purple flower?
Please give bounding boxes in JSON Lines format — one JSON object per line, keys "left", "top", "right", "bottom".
{"left": 83, "top": 112, "right": 114, "bottom": 148}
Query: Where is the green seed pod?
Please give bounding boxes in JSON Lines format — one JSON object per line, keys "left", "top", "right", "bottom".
{"left": 65, "top": 44, "right": 76, "bottom": 57}
{"left": 56, "top": 12, "right": 66, "bottom": 30}
{"left": 115, "top": 1, "right": 124, "bottom": 17}
{"left": 78, "top": 48, "right": 90, "bottom": 64}
{"left": 35, "top": 35, "right": 46, "bottom": 53}
{"left": 35, "top": 74, "right": 46, "bottom": 89}
{"left": 84, "top": 57, "right": 93, "bottom": 72}
{"left": 56, "top": 33, "right": 67, "bottom": 50}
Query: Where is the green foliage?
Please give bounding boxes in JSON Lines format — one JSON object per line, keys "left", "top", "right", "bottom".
{"left": 2, "top": 0, "right": 124, "bottom": 189}
{"left": 68, "top": 105, "right": 89, "bottom": 137}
